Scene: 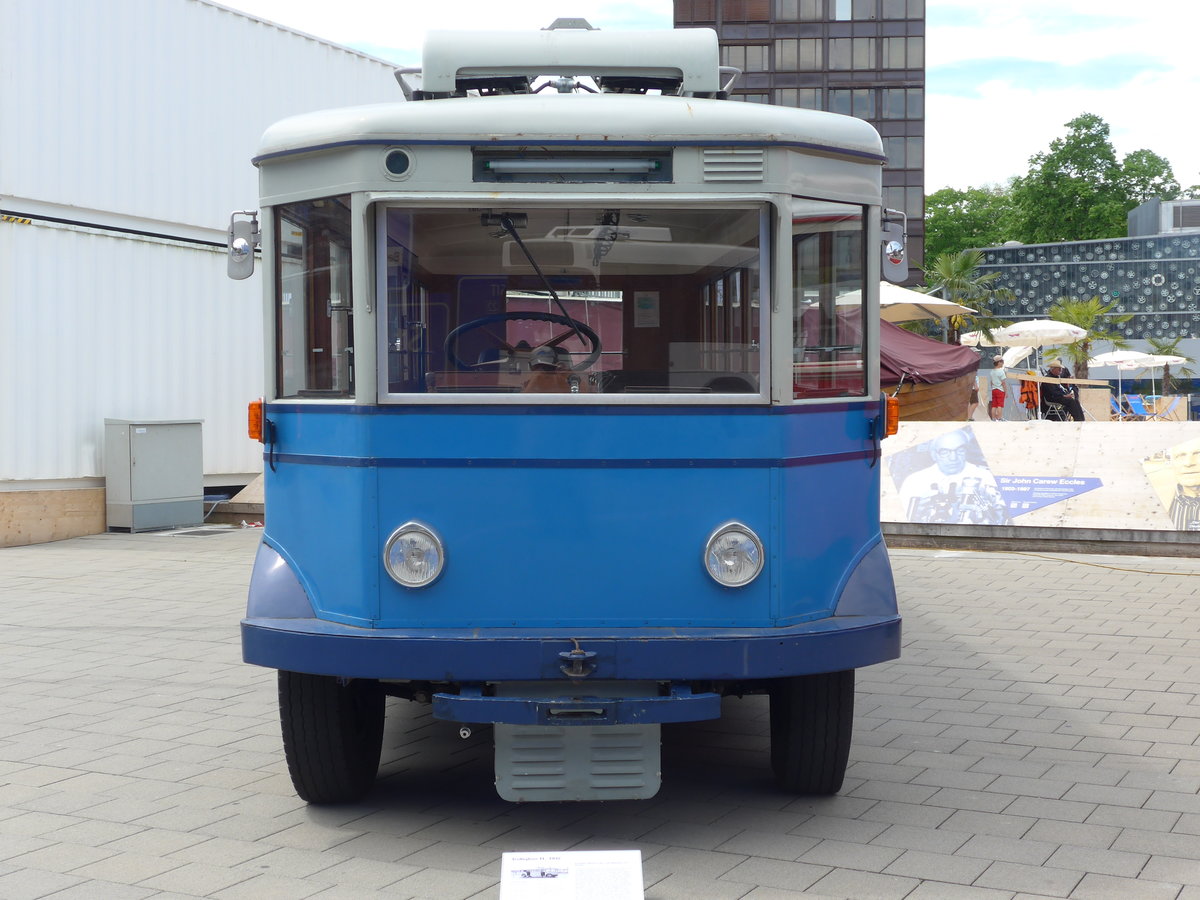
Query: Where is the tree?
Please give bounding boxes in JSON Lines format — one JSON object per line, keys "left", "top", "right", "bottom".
{"left": 924, "top": 184, "right": 1016, "bottom": 260}
{"left": 1044, "top": 296, "right": 1132, "bottom": 379}
{"left": 1144, "top": 336, "right": 1195, "bottom": 396}
{"left": 1008, "top": 113, "right": 1184, "bottom": 244}
{"left": 1120, "top": 149, "right": 1181, "bottom": 206}
{"left": 921, "top": 250, "right": 1012, "bottom": 345}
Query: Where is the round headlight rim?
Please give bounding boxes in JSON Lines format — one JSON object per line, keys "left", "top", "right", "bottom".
{"left": 703, "top": 520, "right": 765, "bottom": 588}
{"left": 382, "top": 520, "right": 445, "bottom": 588}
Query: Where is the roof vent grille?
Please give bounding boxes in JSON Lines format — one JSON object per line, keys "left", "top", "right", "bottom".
{"left": 703, "top": 148, "right": 764, "bottom": 182}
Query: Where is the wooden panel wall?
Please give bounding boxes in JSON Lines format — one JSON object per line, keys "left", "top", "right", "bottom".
{"left": 0, "top": 490, "right": 106, "bottom": 547}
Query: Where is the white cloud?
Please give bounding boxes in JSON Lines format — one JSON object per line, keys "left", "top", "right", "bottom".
{"left": 926, "top": 0, "right": 1200, "bottom": 189}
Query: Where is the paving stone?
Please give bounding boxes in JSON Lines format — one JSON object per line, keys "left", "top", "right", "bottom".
{"left": 973, "top": 860, "right": 1083, "bottom": 897}
{"left": 881, "top": 848, "right": 990, "bottom": 883}
{"left": 1045, "top": 843, "right": 1149, "bottom": 876}
{"left": 806, "top": 867, "right": 920, "bottom": 899}
{"left": 721, "top": 856, "right": 830, "bottom": 893}
{"left": 1067, "top": 872, "right": 1184, "bottom": 899}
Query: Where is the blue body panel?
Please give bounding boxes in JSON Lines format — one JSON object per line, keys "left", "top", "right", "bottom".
{"left": 243, "top": 402, "right": 901, "bottom": 720}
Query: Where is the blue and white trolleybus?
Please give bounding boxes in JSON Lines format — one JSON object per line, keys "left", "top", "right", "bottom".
{"left": 230, "top": 20, "right": 904, "bottom": 804}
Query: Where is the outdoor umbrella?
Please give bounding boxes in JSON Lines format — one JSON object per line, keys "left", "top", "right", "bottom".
{"left": 1126, "top": 354, "right": 1187, "bottom": 398}
{"left": 837, "top": 282, "right": 977, "bottom": 323}
{"left": 960, "top": 319, "right": 1087, "bottom": 351}
{"left": 1088, "top": 350, "right": 1157, "bottom": 403}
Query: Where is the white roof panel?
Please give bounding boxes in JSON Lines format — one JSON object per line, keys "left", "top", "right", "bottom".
{"left": 257, "top": 94, "right": 885, "bottom": 164}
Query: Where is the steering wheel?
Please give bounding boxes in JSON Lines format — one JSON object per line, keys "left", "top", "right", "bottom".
{"left": 444, "top": 311, "right": 602, "bottom": 372}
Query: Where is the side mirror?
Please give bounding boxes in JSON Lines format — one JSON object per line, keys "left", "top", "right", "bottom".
{"left": 227, "top": 211, "right": 260, "bottom": 280}
{"left": 881, "top": 209, "right": 908, "bottom": 284}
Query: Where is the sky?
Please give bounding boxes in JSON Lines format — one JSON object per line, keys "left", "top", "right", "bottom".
{"left": 214, "top": 0, "right": 1200, "bottom": 193}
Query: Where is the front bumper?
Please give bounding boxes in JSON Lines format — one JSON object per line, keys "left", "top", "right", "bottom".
{"left": 241, "top": 613, "right": 901, "bottom": 682}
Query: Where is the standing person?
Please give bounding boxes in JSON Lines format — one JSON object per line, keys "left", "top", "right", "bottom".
{"left": 988, "top": 356, "right": 1007, "bottom": 421}
{"left": 966, "top": 377, "right": 980, "bottom": 421}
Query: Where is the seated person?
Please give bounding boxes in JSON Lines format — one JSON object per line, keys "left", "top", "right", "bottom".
{"left": 1041, "top": 359, "right": 1085, "bottom": 421}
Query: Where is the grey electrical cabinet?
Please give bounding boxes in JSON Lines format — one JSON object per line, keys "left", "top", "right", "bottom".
{"left": 105, "top": 419, "right": 204, "bottom": 532}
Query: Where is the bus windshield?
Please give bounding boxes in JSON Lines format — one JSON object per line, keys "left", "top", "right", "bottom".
{"left": 379, "top": 204, "right": 764, "bottom": 398}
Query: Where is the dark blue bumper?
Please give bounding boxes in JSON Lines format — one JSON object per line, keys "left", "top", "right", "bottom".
{"left": 241, "top": 614, "right": 901, "bottom": 682}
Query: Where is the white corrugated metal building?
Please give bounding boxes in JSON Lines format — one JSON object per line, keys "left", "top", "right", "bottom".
{"left": 0, "top": 0, "right": 402, "bottom": 545}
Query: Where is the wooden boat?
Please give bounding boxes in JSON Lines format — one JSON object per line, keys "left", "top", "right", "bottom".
{"left": 879, "top": 319, "right": 980, "bottom": 422}
{"left": 888, "top": 371, "right": 975, "bottom": 422}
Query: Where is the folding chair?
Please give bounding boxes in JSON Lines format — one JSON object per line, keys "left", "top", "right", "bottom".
{"left": 1125, "top": 395, "right": 1153, "bottom": 419}
{"left": 1146, "top": 396, "right": 1181, "bottom": 421}
{"left": 1042, "top": 399, "right": 1069, "bottom": 422}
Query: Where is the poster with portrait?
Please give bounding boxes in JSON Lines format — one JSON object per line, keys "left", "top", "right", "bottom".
{"left": 887, "top": 426, "right": 1011, "bottom": 525}
{"left": 1142, "top": 436, "right": 1200, "bottom": 531}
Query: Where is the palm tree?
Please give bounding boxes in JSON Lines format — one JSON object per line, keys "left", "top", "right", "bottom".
{"left": 1145, "top": 335, "right": 1196, "bottom": 395}
{"left": 921, "top": 250, "right": 1012, "bottom": 344}
{"left": 1043, "top": 296, "right": 1131, "bottom": 378}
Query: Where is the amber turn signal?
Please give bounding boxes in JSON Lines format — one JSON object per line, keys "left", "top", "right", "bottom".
{"left": 884, "top": 395, "right": 900, "bottom": 437}
{"left": 248, "top": 399, "right": 264, "bottom": 442}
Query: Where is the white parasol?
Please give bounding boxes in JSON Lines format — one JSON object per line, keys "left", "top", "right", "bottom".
{"left": 837, "top": 282, "right": 977, "bottom": 323}
{"left": 1001, "top": 346, "right": 1035, "bottom": 369}
{"left": 960, "top": 319, "right": 1087, "bottom": 348}
{"left": 1089, "top": 351, "right": 1186, "bottom": 400}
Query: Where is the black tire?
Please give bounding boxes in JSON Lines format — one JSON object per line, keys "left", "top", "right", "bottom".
{"left": 278, "top": 671, "right": 385, "bottom": 804}
{"left": 769, "top": 670, "right": 854, "bottom": 795}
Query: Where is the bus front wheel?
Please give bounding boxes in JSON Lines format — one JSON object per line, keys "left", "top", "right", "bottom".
{"left": 278, "top": 671, "right": 385, "bottom": 804}
{"left": 769, "top": 670, "right": 854, "bottom": 795}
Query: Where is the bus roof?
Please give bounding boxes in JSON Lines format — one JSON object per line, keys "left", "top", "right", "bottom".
{"left": 254, "top": 93, "right": 885, "bottom": 165}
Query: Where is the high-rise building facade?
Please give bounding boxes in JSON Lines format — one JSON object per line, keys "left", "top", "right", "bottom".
{"left": 673, "top": 0, "right": 926, "bottom": 268}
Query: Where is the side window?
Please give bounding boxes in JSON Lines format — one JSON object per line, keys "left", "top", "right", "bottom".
{"left": 275, "top": 196, "right": 353, "bottom": 398}
{"left": 792, "top": 200, "right": 866, "bottom": 399}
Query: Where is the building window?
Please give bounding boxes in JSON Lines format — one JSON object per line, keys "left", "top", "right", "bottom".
{"left": 775, "top": 88, "right": 822, "bottom": 108}
{"left": 722, "top": 44, "right": 770, "bottom": 72}
{"left": 675, "top": 0, "right": 716, "bottom": 21}
{"left": 881, "top": 0, "right": 923, "bottom": 17}
{"left": 833, "top": 0, "right": 852, "bottom": 19}
{"left": 852, "top": 0, "right": 878, "bottom": 19}
{"left": 828, "top": 37, "right": 876, "bottom": 69}
{"left": 881, "top": 87, "right": 922, "bottom": 118}
{"left": 775, "top": 0, "right": 823, "bottom": 19}
{"left": 773, "top": 38, "right": 823, "bottom": 70}
{"left": 723, "top": 0, "right": 771, "bottom": 21}
{"left": 829, "top": 88, "right": 875, "bottom": 119}
{"left": 906, "top": 136, "right": 923, "bottom": 169}
{"left": 735, "top": 92, "right": 771, "bottom": 103}
{"left": 882, "top": 36, "right": 923, "bottom": 68}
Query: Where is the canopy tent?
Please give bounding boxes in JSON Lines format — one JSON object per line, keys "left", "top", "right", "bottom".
{"left": 879, "top": 318, "right": 980, "bottom": 385}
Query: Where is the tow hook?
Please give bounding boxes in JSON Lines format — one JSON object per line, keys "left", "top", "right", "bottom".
{"left": 559, "top": 639, "right": 597, "bottom": 679}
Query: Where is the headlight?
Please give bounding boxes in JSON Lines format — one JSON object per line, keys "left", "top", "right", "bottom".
{"left": 703, "top": 522, "right": 764, "bottom": 587}
{"left": 383, "top": 522, "right": 445, "bottom": 588}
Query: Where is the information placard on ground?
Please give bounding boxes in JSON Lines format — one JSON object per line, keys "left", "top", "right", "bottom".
{"left": 499, "top": 850, "right": 643, "bottom": 900}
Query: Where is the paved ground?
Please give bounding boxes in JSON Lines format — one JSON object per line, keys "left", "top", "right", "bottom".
{"left": 2, "top": 529, "right": 1200, "bottom": 899}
